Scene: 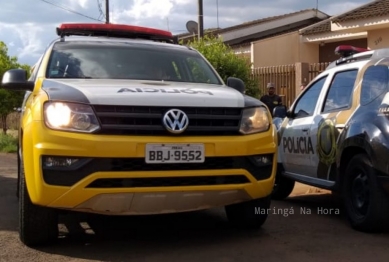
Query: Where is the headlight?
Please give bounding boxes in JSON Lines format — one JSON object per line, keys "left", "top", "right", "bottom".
{"left": 43, "top": 102, "right": 100, "bottom": 133}
{"left": 239, "top": 107, "right": 270, "bottom": 135}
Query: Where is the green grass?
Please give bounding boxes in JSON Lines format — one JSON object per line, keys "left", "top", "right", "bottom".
{"left": 0, "top": 133, "right": 18, "bottom": 153}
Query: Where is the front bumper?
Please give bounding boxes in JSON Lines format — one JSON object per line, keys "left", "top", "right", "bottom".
{"left": 23, "top": 121, "right": 278, "bottom": 215}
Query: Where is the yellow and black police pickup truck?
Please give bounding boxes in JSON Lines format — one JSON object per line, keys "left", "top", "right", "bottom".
{"left": 0, "top": 23, "right": 278, "bottom": 246}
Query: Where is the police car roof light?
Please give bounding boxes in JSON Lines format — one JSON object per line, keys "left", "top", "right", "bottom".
{"left": 335, "top": 45, "right": 369, "bottom": 58}
{"left": 56, "top": 23, "right": 176, "bottom": 43}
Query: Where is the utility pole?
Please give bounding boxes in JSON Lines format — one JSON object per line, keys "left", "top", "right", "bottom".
{"left": 105, "top": 0, "right": 110, "bottom": 23}
{"left": 216, "top": 0, "right": 219, "bottom": 28}
{"left": 198, "top": 0, "right": 204, "bottom": 39}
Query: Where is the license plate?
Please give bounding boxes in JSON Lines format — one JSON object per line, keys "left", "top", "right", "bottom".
{"left": 145, "top": 143, "right": 205, "bottom": 163}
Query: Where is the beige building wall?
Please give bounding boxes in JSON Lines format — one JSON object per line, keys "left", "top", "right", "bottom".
{"left": 252, "top": 32, "right": 300, "bottom": 67}
{"left": 367, "top": 28, "right": 389, "bottom": 49}
{"left": 252, "top": 32, "right": 319, "bottom": 67}
{"left": 299, "top": 42, "right": 318, "bottom": 63}
{"left": 252, "top": 19, "right": 389, "bottom": 67}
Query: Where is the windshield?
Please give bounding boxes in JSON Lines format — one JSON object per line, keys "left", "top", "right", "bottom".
{"left": 46, "top": 41, "right": 222, "bottom": 85}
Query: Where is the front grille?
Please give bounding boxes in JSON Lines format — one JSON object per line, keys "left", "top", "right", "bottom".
{"left": 42, "top": 155, "right": 274, "bottom": 187}
{"left": 86, "top": 175, "right": 249, "bottom": 188}
{"left": 110, "top": 157, "right": 234, "bottom": 171}
{"left": 92, "top": 105, "right": 242, "bottom": 136}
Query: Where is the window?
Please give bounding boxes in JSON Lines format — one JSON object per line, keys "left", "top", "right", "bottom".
{"left": 360, "top": 65, "right": 389, "bottom": 106}
{"left": 322, "top": 70, "right": 358, "bottom": 112}
{"left": 293, "top": 76, "right": 327, "bottom": 118}
{"left": 45, "top": 42, "right": 222, "bottom": 85}
{"left": 28, "top": 54, "right": 44, "bottom": 82}
{"left": 186, "top": 57, "right": 220, "bottom": 84}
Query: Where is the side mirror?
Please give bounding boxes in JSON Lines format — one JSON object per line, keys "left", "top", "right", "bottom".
{"left": 273, "top": 105, "right": 287, "bottom": 118}
{"left": 226, "top": 77, "right": 245, "bottom": 93}
{"left": 1, "top": 69, "right": 34, "bottom": 91}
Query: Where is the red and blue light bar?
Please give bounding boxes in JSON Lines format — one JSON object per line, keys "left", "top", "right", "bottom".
{"left": 335, "top": 45, "right": 369, "bottom": 58}
{"left": 56, "top": 23, "right": 177, "bottom": 43}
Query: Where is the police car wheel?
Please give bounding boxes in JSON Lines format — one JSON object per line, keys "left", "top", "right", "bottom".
{"left": 19, "top": 160, "right": 59, "bottom": 247}
{"left": 272, "top": 170, "right": 295, "bottom": 200}
{"left": 225, "top": 196, "right": 270, "bottom": 229}
{"left": 343, "top": 154, "right": 389, "bottom": 233}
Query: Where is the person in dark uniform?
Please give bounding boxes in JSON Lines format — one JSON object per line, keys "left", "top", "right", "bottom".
{"left": 260, "top": 82, "right": 282, "bottom": 115}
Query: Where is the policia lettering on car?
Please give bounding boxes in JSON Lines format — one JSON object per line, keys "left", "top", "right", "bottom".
{"left": 282, "top": 136, "right": 314, "bottom": 154}
{"left": 118, "top": 87, "right": 214, "bottom": 95}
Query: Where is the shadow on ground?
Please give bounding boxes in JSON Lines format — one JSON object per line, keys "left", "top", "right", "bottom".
{"left": 1, "top": 184, "right": 388, "bottom": 261}
{"left": 0, "top": 175, "right": 18, "bottom": 232}
{"left": 39, "top": 208, "right": 268, "bottom": 261}
{"left": 286, "top": 192, "right": 345, "bottom": 220}
{"left": 35, "top": 193, "right": 355, "bottom": 261}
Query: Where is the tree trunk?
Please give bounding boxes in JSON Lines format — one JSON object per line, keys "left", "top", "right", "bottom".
{"left": 1, "top": 114, "right": 7, "bottom": 134}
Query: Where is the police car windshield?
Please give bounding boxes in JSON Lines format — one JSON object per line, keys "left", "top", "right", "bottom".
{"left": 46, "top": 41, "right": 222, "bottom": 85}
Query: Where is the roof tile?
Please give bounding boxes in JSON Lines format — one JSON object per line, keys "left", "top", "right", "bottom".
{"left": 332, "top": 0, "right": 389, "bottom": 23}
{"left": 175, "top": 8, "right": 329, "bottom": 38}
{"left": 217, "top": 9, "right": 325, "bottom": 34}
{"left": 300, "top": 19, "right": 331, "bottom": 35}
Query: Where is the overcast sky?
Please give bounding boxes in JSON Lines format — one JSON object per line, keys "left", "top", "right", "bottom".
{"left": 0, "top": 0, "right": 369, "bottom": 66}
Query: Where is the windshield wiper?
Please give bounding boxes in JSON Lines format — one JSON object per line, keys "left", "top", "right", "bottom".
{"left": 49, "top": 75, "right": 93, "bottom": 79}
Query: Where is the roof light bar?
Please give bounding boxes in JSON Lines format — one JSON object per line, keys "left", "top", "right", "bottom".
{"left": 56, "top": 23, "right": 177, "bottom": 43}
{"left": 335, "top": 45, "right": 369, "bottom": 58}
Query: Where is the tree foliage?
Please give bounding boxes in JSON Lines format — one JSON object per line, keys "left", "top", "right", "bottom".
{"left": 183, "top": 35, "right": 260, "bottom": 98}
{"left": 0, "top": 41, "right": 31, "bottom": 133}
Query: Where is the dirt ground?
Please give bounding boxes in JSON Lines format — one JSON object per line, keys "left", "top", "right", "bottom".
{"left": 1, "top": 152, "right": 388, "bottom": 262}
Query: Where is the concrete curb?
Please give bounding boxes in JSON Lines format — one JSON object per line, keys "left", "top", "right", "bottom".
{"left": 290, "top": 182, "right": 331, "bottom": 197}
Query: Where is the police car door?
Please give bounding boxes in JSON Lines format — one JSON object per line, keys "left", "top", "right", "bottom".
{"left": 280, "top": 75, "right": 329, "bottom": 176}
{"left": 310, "top": 69, "right": 359, "bottom": 181}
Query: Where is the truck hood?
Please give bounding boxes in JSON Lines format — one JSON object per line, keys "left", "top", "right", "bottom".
{"left": 41, "top": 79, "right": 246, "bottom": 107}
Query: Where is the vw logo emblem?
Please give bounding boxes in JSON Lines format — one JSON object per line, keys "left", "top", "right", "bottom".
{"left": 162, "top": 109, "right": 189, "bottom": 134}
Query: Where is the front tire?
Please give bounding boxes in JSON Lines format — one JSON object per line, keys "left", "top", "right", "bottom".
{"left": 272, "top": 167, "right": 295, "bottom": 200}
{"left": 16, "top": 148, "right": 20, "bottom": 199}
{"left": 225, "top": 196, "right": 271, "bottom": 229}
{"left": 19, "top": 160, "right": 59, "bottom": 247}
{"left": 343, "top": 154, "right": 389, "bottom": 233}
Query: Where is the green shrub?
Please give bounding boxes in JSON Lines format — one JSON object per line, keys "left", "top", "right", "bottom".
{"left": 0, "top": 133, "right": 18, "bottom": 153}
{"left": 183, "top": 35, "right": 260, "bottom": 98}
